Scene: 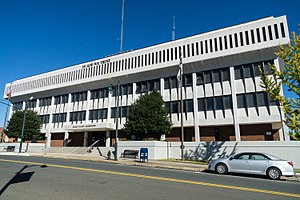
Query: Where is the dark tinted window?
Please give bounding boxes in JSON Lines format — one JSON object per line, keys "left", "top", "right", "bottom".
{"left": 237, "top": 94, "right": 246, "bottom": 108}
{"left": 224, "top": 96, "right": 232, "bottom": 109}
{"left": 246, "top": 93, "right": 256, "bottom": 107}
{"left": 215, "top": 96, "right": 223, "bottom": 110}
{"left": 198, "top": 98, "right": 205, "bottom": 111}
{"left": 213, "top": 70, "right": 221, "bottom": 82}
{"left": 221, "top": 68, "right": 229, "bottom": 81}
{"left": 257, "top": 92, "right": 268, "bottom": 106}
{"left": 204, "top": 71, "right": 211, "bottom": 83}
{"left": 234, "top": 66, "right": 243, "bottom": 80}
{"left": 206, "top": 97, "right": 214, "bottom": 111}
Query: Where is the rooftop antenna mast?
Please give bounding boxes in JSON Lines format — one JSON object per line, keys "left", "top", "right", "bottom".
{"left": 120, "top": 0, "right": 125, "bottom": 52}
{"left": 172, "top": 15, "right": 175, "bottom": 40}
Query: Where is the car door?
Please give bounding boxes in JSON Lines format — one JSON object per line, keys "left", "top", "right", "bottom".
{"left": 229, "top": 153, "right": 251, "bottom": 173}
{"left": 248, "top": 153, "right": 270, "bottom": 175}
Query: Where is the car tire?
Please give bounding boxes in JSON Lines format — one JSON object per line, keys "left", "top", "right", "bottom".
{"left": 267, "top": 167, "right": 281, "bottom": 180}
{"left": 215, "top": 163, "right": 228, "bottom": 174}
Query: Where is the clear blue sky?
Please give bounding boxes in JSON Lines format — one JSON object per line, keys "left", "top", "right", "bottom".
{"left": 0, "top": 0, "right": 299, "bottom": 126}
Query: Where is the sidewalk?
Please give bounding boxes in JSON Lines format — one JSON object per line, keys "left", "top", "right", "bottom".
{"left": 1, "top": 151, "right": 299, "bottom": 181}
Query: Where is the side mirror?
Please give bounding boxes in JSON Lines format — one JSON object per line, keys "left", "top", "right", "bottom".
{"left": 229, "top": 157, "right": 234, "bottom": 161}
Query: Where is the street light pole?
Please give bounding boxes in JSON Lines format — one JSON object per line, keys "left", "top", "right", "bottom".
{"left": 114, "top": 82, "right": 120, "bottom": 161}
{"left": 19, "top": 97, "right": 33, "bottom": 153}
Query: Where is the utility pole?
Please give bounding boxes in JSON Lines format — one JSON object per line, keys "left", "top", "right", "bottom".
{"left": 114, "top": 82, "right": 120, "bottom": 161}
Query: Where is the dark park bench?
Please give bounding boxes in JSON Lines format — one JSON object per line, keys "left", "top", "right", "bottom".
{"left": 122, "top": 149, "right": 139, "bottom": 159}
{"left": 3, "top": 146, "right": 15, "bottom": 152}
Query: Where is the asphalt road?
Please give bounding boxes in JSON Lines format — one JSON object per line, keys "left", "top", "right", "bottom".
{"left": 0, "top": 155, "right": 299, "bottom": 200}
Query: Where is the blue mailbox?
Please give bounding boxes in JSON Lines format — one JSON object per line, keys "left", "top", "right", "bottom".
{"left": 140, "top": 148, "right": 148, "bottom": 162}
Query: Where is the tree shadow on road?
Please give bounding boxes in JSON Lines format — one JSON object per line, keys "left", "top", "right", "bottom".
{"left": 0, "top": 164, "right": 47, "bottom": 196}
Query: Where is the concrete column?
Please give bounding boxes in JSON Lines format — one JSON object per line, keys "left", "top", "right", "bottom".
{"left": 107, "top": 86, "right": 112, "bottom": 121}
{"left": 160, "top": 78, "right": 164, "bottom": 96}
{"left": 83, "top": 131, "right": 89, "bottom": 147}
{"left": 66, "top": 93, "right": 72, "bottom": 123}
{"left": 274, "top": 57, "right": 288, "bottom": 141}
{"left": 106, "top": 131, "right": 111, "bottom": 147}
{"left": 132, "top": 82, "right": 137, "bottom": 101}
{"left": 8, "top": 101, "right": 13, "bottom": 121}
{"left": 192, "top": 73, "right": 200, "bottom": 142}
{"left": 229, "top": 66, "right": 241, "bottom": 141}
{"left": 64, "top": 131, "right": 69, "bottom": 146}
{"left": 85, "top": 90, "right": 91, "bottom": 124}
{"left": 46, "top": 132, "right": 51, "bottom": 147}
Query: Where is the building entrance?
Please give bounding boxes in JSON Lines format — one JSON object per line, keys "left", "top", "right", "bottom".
{"left": 88, "top": 131, "right": 106, "bottom": 146}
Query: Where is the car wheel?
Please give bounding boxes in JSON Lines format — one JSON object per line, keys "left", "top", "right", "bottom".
{"left": 215, "top": 163, "right": 228, "bottom": 174}
{"left": 267, "top": 167, "right": 281, "bottom": 180}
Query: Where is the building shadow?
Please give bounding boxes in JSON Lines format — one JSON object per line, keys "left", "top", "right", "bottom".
{"left": 184, "top": 142, "right": 238, "bottom": 161}
{"left": 0, "top": 164, "right": 47, "bottom": 196}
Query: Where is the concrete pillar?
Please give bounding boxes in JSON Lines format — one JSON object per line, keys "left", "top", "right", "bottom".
{"left": 229, "top": 66, "right": 241, "bottom": 141}
{"left": 192, "top": 72, "right": 200, "bottom": 142}
{"left": 160, "top": 78, "right": 164, "bottom": 96}
{"left": 106, "top": 131, "right": 111, "bottom": 147}
{"left": 46, "top": 132, "right": 51, "bottom": 147}
{"left": 64, "top": 131, "right": 69, "bottom": 146}
{"left": 85, "top": 90, "right": 91, "bottom": 124}
{"left": 83, "top": 131, "right": 89, "bottom": 147}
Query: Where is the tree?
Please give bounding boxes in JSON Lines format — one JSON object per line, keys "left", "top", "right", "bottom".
{"left": 260, "top": 29, "right": 300, "bottom": 140}
{"left": 123, "top": 91, "right": 172, "bottom": 140}
{"left": 5, "top": 110, "right": 42, "bottom": 141}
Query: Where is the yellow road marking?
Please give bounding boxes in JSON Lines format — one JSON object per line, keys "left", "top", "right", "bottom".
{"left": 0, "top": 158, "right": 299, "bottom": 198}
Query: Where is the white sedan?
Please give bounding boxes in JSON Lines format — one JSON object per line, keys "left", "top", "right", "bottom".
{"left": 208, "top": 152, "right": 295, "bottom": 180}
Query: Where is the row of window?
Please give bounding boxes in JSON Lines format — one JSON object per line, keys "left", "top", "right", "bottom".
{"left": 237, "top": 92, "right": 278, "bottom": 108}
{"left": 12, "top": 22, "right": 286, "bottom": 94}
{"left": 136, "top": 79, "right": 160, "bottom": 94}
{"left": 234, "top": 60, "right": 273, "bottom": 80}
{"left": 165, "top": 99, "right": 194, "bottom": 114}
{"left": 89, "top": 109, "right": 108, "bottom": 120}
{"left": 69, "top": 111, "right": 86, "bottom": 122}
{"left": 198, "top": 95, "right": 233, "bottom": 112}
{"left": 38, "top": 92, "right": 279, "bottom": 124}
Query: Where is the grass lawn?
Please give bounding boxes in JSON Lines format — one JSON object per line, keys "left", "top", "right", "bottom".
{"left": 295, "top": 169, "right": 300, "bottom": 173}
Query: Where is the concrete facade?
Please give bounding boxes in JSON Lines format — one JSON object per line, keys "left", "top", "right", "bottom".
{"left": 4, "top": 16, "right": 291, "bottom": 147}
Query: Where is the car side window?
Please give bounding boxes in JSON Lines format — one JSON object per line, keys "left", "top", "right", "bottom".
{"left": 235, "top": 154, "right": 250, "bottom": 160}
{"left": 251, "top": 154, "right": 269, "bottom": 160}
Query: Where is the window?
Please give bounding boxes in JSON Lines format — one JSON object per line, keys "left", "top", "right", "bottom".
{"left": 39, "top": 115, "right": 50, "bottom": 124}
{"left": 235, "top": 153, "right": 250, "bottom": 160}
{"left": 237, "top": 94, "right": 246, "bottom": 108}
{"left": 198, "top": 98, "right": 205, "bottom": 111}
{"left": 256, "top": 28, "right": 261, "bottom": 43}
{"left": 224, "top": 96, "right": 232, "bottom": 109}
{"left": 196, "top": 73, "right": 204, "bottom": 85}
{"left": 72, "top": 91, "right": 87, "bottom": 102}
{"left": 245, "top": 31, "right": 250, "bottom": 45}
{"left": 280, "top": 22, "right": 285, "bottom": 38}
{"left": 184, "top": 74, "right": 192, "bottom": 87}
{"left": 251, "top": 154, "right": 269, "bottom": 160}
{"left": 89, "top": 109, "right": 108, "bottom": 120}
{"left": 268, "top": 25, "right": 273, "bottom": 40}
{"left": 219, "top": 37, "right": 223, "bottom": 50}
{"left": 239, "top": 32, "right": 244, "bottom": 46}
{"left": 274, "top": 24, "right": 279, "bottom": 39}
{"left": 246, "top": 93, "right": 256, "bottom": 107}
{"left": 234, "top": 33, "right": 238, "bottom": 47}
{"left": 234, "top": 66, "right": 243, "bottom": 80}
{"left": 52, "top": 113, "right": 67, "bottom": 123}
{"left": 221, "top": 68, "right": 229, "bottom": 81}
{"left": 253, "top": 62, "right": 263, "bottom": 77}
{"left": 214, "top": 38, "right": 218, "bottom": 51}
{"left": 69, "top": 111, "right": 86, "bottom": 122}
{"left": 257, "top": 92, "right": 268, "bottom": 106}
{"left": 39, "top": 97, "right": 52, "bottom": 107}
{"left": 243, "top": 64, "right": 253, "bottom": 78}
{"left": 171, "top": 101, "right": 179, "bottom": 113}
{"left": 204, "top": 71, "right": 211, "bottom": 84}
{"left": 213, "top": 70, "right": 221, "bottom": 82}
{"left": 224, "top": 36, "right": 228, "bottom": 49}
{"left": 206, "top": 97, "right": 214, "bottom": 111}
{"left": 229, "top": 34, "right": 233, "bottom": 48}
{"left": 215, "top": 96, "right": 223, "bottom": 110}
{"left": 251, "top": 29, "right": 255, "bottom": 44}
{"left": 184, "top": 99, "right": 194, "bottom": 112}
{"left": 262, "top": 27, "right": 267, "bottom": 41}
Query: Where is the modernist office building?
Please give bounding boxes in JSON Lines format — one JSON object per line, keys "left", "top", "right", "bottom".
{"left": 4, "top": 16, "right": 290, "bottom": 147}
